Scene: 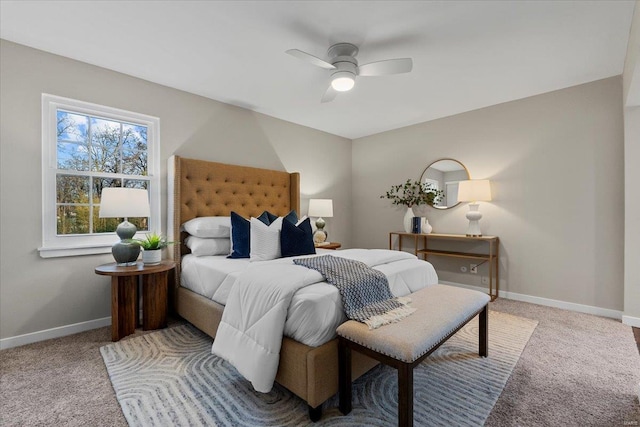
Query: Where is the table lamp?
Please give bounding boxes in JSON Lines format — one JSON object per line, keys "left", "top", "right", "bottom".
{"left": 457, "top": 180, "right": 492, "bottom": 237}
{"left": 99, "top": 188, "right": 150, "bottom": 266}
{"left": 308, "top": 199, "right": 333, "bottom": 244}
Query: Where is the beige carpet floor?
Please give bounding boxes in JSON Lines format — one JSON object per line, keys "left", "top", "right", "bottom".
{"left": 1, "top": 298, "right": 639, "bottom": 426}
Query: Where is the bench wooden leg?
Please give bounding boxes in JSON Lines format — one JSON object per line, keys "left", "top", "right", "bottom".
{"left": 479, "top": 305, "right": 488, "bottom": 357}
{"left": 398, "top": 362, "right": 413, "bottom": 427}
{"left": 339, "top": 338, "right": 352, "bottom": 415}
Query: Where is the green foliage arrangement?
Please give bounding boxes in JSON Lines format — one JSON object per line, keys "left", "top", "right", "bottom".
{"left": 380, "top": 179, "right": 444, "bottom": 207}
{"left": 133, "top": 232, "right": 175, "bottom": 250}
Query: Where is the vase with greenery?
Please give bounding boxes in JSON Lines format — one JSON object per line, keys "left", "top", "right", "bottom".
{"left": 380, "top": 179, "right": 444, "bottom": 233}
{"left": 133, "top": 232, "right": 175, "bottom": 265}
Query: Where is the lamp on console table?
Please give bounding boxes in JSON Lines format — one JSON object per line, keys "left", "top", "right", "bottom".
{"left": 99, "top": 188, "right": 151, "bottom": 266}
{"left": 457, "top": 180, "right": 492, "bottom": 237}
{"left": 308, "top": 199, "right": 333, "bottom": 244}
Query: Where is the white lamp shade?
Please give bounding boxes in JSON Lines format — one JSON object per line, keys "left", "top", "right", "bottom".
{"left": 457, "top": 180, "right": 492, "bottom": 203}
{"left": 99, "top": 188, "right": 150, "bottom": 218}
{"left": 308, "top": 199, "right": 334, "bottom": 217}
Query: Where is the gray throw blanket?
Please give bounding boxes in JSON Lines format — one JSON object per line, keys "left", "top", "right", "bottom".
{"left": 293, "top": 255, "right": 415, "bottom": 329}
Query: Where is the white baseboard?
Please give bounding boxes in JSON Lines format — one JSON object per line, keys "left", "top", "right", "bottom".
{"left": 439, "top": 281, "right": 623, "bottom": 320}
{"left": 0, "top": 317, "right": 111, "bottom": 350}
{"left": 622, "top": 315, "right": 640, "bottom": 328}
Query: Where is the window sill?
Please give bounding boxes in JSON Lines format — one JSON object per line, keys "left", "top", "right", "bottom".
{"left": 38, "top": 244, "right": 113, "bottom": 258}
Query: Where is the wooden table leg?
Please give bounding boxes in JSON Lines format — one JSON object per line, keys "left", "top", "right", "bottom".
{"left": 111, "top": 276, "right": 137, "bottom": 341}
{"left": 398, "top": 363, "right": 413, "bottom": 427}
{"left": 142, "top": 271, "right": 168, "bottom": 330}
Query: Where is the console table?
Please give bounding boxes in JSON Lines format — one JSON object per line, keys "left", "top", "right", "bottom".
{"left": 389, "top": 232, "right": 499, "bottom": 301}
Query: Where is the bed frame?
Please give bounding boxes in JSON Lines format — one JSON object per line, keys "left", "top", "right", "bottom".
{"left": 167, "top": 156, "right": 377, "bottom": 421}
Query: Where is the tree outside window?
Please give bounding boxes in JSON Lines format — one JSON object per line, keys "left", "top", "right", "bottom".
{"left": 55, "top": 110, "right": 149, "bottom": 235}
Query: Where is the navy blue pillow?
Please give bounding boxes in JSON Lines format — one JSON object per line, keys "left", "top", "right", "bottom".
{"left": 257, "top": 211, "right": 273, "bottom": 225}
{"left": 283, "top": 210, "right": 298, "bottom": 225}
{"left": 228, "top": 211, "right": 272, "bottom": 258}
{"left": 262, "top": 211, "right": 278, "bottom": 225}
{"left": 262, "top": 210, "right": 298, "bottom": 225}
{"left": 281, "top": 217, "right": 316, "bottom": 258}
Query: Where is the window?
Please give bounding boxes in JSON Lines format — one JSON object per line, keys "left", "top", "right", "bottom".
{"left": 40, "top": 94, "right": 160, "bottom": 258}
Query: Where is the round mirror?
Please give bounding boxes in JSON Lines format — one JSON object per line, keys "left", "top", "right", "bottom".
{"left": 419, "top": 158, "right": 470, "bottom": 209}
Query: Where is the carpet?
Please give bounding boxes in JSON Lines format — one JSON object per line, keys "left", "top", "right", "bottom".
{"left": 101, "top": 311, "right": 537, "bottom": 426}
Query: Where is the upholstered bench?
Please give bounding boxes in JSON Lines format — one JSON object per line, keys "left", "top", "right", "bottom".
{"left": 337, "top": 284, "right": 491, "bottom": 427}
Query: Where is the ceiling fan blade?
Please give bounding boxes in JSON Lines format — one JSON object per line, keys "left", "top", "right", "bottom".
{"left": 321, "top": 85, "right": 337, "bottom": 103}
{"left": 358, "top": 58, "right": 413, "bottom": 76}
{"left": 286, "top": 49, "right": 336, "bottom": 70}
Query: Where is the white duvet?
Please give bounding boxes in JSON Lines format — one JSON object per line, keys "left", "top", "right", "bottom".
{"left": 211, "top": 249, "right": 438, "bottom": 393}
{"left": 182, "top": 249, "right": 437, "bottom": 346}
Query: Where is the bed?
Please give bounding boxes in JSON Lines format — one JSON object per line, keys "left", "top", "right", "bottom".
{"left": 167, "top": 156, "right": 438, "bottom": 420}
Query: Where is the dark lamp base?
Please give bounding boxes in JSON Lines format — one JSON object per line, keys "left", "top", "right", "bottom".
{"left": 112, "top": 241, "right": 141, "bottom": 265}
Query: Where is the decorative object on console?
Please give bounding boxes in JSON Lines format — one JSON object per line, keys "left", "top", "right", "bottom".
{"left": 99, "top": 188, "right": 150, "bottom": 266}
{"left": 421, "top": 218, "right": 433, "bottom": 234}
{"left": 380, "top": 179, "right": 444, "bottom": 233}
{"left": 457, "top": 180, "right": 492, "bottom": 237}
{"left": 411, "top": 217, "right": 421, "bottom": 234}
{"left": 308, "top": 199, "right": 333, "bottom": 244}
{"left": 403, "top": 207, "right": 414, "bottom": 233}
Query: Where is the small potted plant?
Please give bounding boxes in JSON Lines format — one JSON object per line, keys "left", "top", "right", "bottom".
{"left": 133, "top": 232, "right": 175, "bottom": 265}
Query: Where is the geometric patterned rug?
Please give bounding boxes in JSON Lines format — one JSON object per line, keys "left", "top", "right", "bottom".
{"left": 101, "top": 311, "right": 537, "bottom": 426}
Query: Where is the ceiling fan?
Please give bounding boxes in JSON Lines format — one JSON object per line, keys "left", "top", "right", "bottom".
{"left": 286, "top": 42, "right": 413, "bottom": 102}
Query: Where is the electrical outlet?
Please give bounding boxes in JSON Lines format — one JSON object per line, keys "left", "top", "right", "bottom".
{"left": 482, "top": 276, "right": 489, "bottom": 285}
{"left": 460, "top": 266, "right": 467, "bottom": 273}
{"left": 470, "top": 264, "right": 478, "bottom": 274}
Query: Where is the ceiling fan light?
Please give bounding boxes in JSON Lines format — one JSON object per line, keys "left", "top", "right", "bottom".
{"left": 331, "top": 71, "right": 355, "bottom": 92}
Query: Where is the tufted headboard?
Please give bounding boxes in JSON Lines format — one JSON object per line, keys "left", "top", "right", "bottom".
{"left": 167, "top": 156, "right": 300, "bottom": 287}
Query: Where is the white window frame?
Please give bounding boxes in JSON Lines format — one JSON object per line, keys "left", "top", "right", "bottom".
{"left": 39, "top": 94, "right": 161, "bottom": 258}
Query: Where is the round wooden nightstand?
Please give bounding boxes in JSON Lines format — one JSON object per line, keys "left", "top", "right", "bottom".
{"left": 315, "top": 242, "right": 341, "bottom": 250}
{"left": 95, "top": 260, "right": 175, "bottom": 341}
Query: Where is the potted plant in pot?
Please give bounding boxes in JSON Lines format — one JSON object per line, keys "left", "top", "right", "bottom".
{"left": 380, "top": 179, "right": 444, "bottom": 233}
{"left": 133, "top": 232, "right": 175, "bottom": 265}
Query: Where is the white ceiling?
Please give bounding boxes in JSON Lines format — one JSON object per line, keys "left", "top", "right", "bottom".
{"left": 0, "top": 1, "right": 635, "bottom": 139}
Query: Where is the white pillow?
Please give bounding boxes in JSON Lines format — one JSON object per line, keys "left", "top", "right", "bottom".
{"left": 250, "top": 216, "right": 283, "bottom": 262}
{"left": 185, "top": 236, "right": 231, "bottom": 256}
{"left": 182, "top": 216, "right": 231, "bottom": 238}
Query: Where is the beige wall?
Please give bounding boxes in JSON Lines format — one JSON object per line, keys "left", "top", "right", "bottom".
{"left": 624, "top": 108, "right": 640, "bottom": 324}
{"left": 352, "top": 77, "right": 625, "bottom": 311}
{"left": 623, "top": 1, "right": 640, "bottom": 325}
{"left": 623, "top": 2, "right": 640, "bottom": 106}
{"left": 0, "top": 40, "right": 351, "bottom": 341}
